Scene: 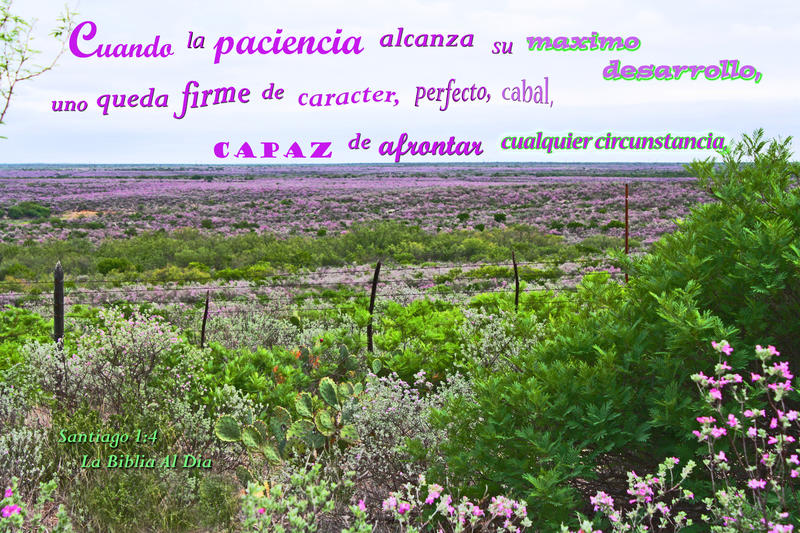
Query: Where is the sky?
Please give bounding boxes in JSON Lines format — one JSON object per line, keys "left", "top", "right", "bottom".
{"left": 1, "top": 0, "right": 798, "bottom": 164}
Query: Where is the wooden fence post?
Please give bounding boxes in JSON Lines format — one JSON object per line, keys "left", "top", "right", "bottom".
{"left": 366, "top": 261, "right": 381, "bottom": 353}
{"left": 512, "top": 251, "right": 520, "bottom": 312}
{"left": 53, "top": 261, "right": 64, "bottom": 345}
{"left": 200, "top": 290, "right": 210, "bottom": 348}
{"left": 625, "top": 183, "right": 629, "bottom": 283}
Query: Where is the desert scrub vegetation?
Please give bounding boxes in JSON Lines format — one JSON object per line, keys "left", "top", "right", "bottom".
{"left": 1, "top": 132, "right": 798, "bottom": 531}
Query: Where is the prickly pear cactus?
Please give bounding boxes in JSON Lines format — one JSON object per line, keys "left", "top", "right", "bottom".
{"left": 214, "top": 414, "right": 282, "bottom": 464}
{"left": 287, "top": 377, "right": 362, "bottom": 450}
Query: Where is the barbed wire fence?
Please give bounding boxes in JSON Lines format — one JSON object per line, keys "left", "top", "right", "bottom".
{"left": 0, "top": 254, "right": 627, "bottom": 353}
{"left": 2, "top": 183, "right": 635, "bottom": 350}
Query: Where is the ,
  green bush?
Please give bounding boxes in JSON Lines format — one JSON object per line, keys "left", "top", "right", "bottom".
{"left": 0, "top": 306, "right": 50, "bottom": 372}
{"left": 601, "top": 220, "right": 625, "bottom": 230}
{"left": 96, "top": 257, "right": 133, "bottom": 275}
{"left": 6, "top": 201, "right": 51, "bottom": 219}
{"left": 435, "top": 132, "right": 800, "bottom": 528}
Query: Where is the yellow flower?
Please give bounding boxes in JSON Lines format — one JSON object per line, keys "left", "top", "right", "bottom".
{"left": 254, "top": 480, "right": 270, "bottom": 498}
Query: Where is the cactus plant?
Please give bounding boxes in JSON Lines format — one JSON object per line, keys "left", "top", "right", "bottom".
{"left": 288, "top": 376, "right": 362, "bottom": 451}
{"left": 214, "top": 375, "right": 365, "bottom": 471}
{"left": 214, "top": 411, "right": 284, "bottom": 465}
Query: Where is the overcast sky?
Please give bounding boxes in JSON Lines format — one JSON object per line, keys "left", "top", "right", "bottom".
{"left": 1, "top": 0, "right": 798, "bottom": 164}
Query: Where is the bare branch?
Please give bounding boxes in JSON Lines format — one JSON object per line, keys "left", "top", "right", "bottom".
{"left": 0, "top": 0, "right": 76, "bottom": 127}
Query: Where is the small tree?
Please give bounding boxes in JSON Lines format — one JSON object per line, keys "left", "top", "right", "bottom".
{"left": 0, "top": 0, "right": 75, "bottom": 131}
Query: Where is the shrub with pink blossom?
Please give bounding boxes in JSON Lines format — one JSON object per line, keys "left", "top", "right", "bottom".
{"left": 381, "top": 474, "right": 532, "bottom": 532}
{"left": 565, "top": 340, "right": 799, "bottom": 532}
{"left": 0, "top": 477, "right": 73, "bottom": 532}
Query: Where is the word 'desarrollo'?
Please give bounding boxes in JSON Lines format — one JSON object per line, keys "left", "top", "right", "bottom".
{"left": 603, "top": 59, "right": 763, "bottom": 83}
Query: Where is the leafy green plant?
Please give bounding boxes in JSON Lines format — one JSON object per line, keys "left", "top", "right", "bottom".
{"left": 288, "top": 377, "right": 362, "bottom": 452}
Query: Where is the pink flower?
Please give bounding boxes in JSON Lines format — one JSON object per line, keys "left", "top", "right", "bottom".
{"left": 3, "top": 489, "right": 11, "bottom": 499}
{"left": 788, "top": 455, "right": 799, "bottom": 465}
{"left": 2, "top": 504, "right": 21, "bottom": 517}
{"left": 772, "top": 361, "right": 793, "bottom": 380}
{"left": 696, "top": 416, "right": 716, "bottom": 424}
{"left": 711, "top": 340, "right": 734, "bottom": 355}
{"left": 768, "top": 381, "right": 793, "bottom": 393}
{"left": 256, "top": 508, "right": 265, "bottom": 515}
{"left": 425, "top": 484, "right": 443, "bottom": 505}
{"left": 590, "top": 491, "right": 614, "bottom": 511}
{"left": 751, "top": 373, "right": 763, "bottom": 382}
{"left": 748, "top": 479, "right": 767, "bottom": 490}
{"left": 727, "top": 414, "right": 739, "bottom": 427}
{"left": 791, "top": 470, "right": 799, "bottom": 478}
{"left": 382, "top": 496, "right": 397, "bottom": 511}
{"left": 770, "top": 418, "right": 778, "bottom": 429}
{"left": 710, "top": 426, "right": 727, "bottom": 438}
{"left": 472, "top": 507, "right": 484, "bottom": 517}
{"left": 398, "top": 502, "right": 411, "bottom": 515}
{"left": 767, "top": 345, "right": 780, "bottom": 356}
{"left": 716, "top": 451, "right": 727, "bottom": 462}
{"left": 709, "top": 388, "right": 722, "bottom": 401}
{"left": 357, "top": 500, "right": 366, "bottom": 512}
